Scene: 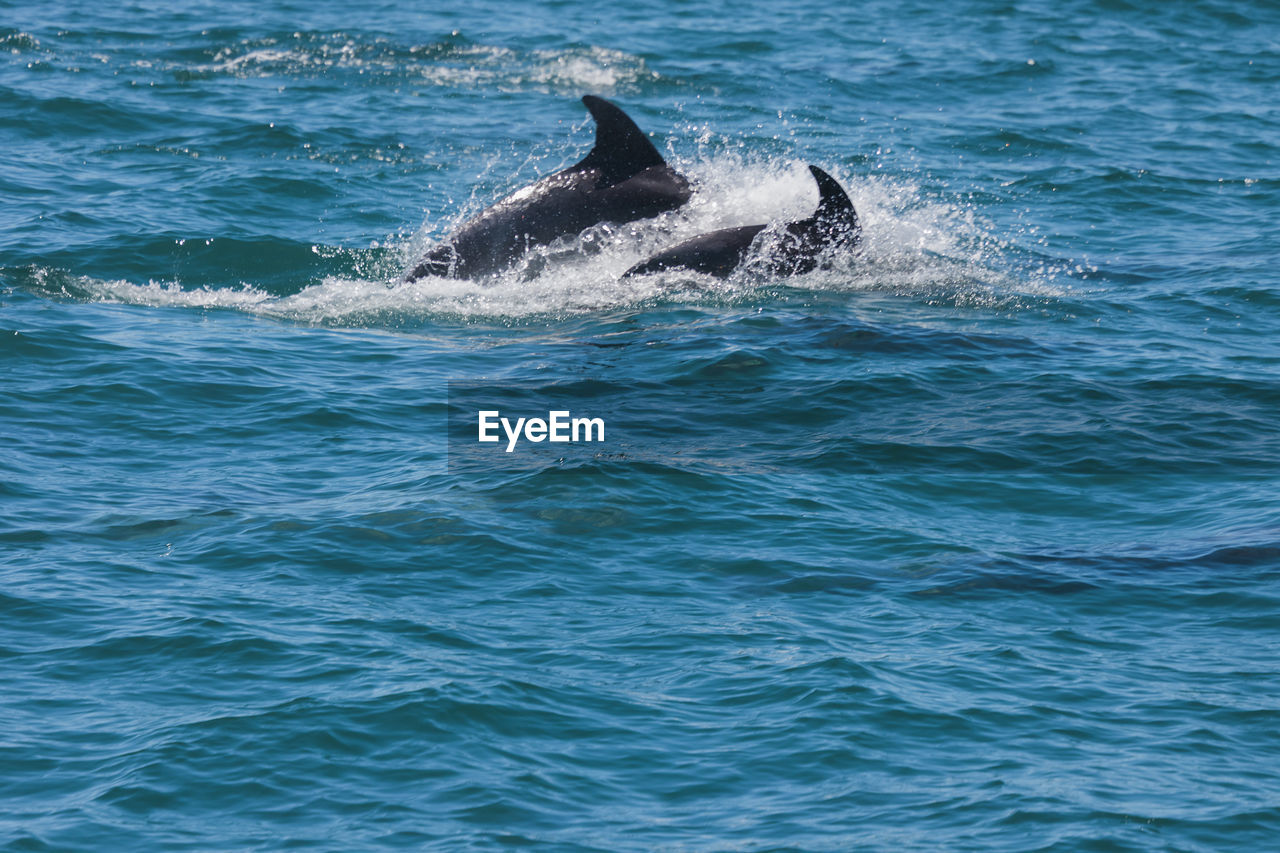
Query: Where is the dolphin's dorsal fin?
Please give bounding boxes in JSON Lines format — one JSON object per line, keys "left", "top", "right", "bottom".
{"left": 808, "top": 165, "right": 859, "bottom": 232}
{"left": 577, "top": 95, "right": 669, "bottom": 185}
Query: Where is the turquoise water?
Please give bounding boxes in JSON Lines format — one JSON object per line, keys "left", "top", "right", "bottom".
{"left": 4, "top": 0, "right": 1280, "bottom": 849}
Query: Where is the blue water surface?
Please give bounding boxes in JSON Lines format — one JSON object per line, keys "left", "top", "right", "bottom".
{"left": 3, "top": 0, "right": 1280, "bottom": 849}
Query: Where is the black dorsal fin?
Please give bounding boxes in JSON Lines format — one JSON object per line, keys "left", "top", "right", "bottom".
{"left": 808, "top": 165, "right": 859, "bottom": 232}
{"left": 577, "top": 95, "right": 668, "bottom": 185}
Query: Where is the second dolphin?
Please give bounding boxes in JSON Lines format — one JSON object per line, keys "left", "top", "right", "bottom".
{"left": 624, "top": 165, "right": 859, "bottom": 279}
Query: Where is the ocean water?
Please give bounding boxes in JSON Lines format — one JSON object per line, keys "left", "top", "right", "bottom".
{"left": 3, "top": 0, "right": 1280, "bottom": 849}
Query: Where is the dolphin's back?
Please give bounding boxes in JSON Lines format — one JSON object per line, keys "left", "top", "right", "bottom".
{"left": 407, "top": 97, "right": 691, "bottom": 281}
{"left": 411, "top": 171, "right": 601, "bottom": 280}
{"left": 623, "top": 225, "right": 767, "bottom": 278}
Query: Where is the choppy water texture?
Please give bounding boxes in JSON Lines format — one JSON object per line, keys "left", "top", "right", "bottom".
{"left": 4, "top": 0, "right": 1280, "bottom": 849}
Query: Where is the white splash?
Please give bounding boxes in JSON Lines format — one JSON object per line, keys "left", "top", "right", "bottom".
{"left": 60, "top": 153, "right": 1073, "bottom": 324}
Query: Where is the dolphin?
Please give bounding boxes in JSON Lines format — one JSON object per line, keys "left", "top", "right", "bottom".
{"left": 406, "top": 96, "right": 692, "bottom": 281}
{"left": 623, "top": 165, "right": 860, "bottom": 279}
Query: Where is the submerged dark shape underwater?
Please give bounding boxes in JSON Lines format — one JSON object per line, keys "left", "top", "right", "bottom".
{"left": 623, "top": 165, "right": 860, "bottom": 278}
{"left": 405, "top": 95, "right": 691, "bottom": 281}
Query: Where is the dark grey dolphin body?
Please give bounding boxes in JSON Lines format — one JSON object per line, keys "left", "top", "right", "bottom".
{"left": 623, "top": 165, "right": 860, "bottom": 279}
{"left": 406, "top": 96, "right": 691, "bottom": 281}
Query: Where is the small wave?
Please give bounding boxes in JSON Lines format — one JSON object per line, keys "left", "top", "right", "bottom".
{"left": 1, "top": 29, "right": 41, "bottom": 52}
{"left": 178, "top": 32, "right": 662, "bottom": 95}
